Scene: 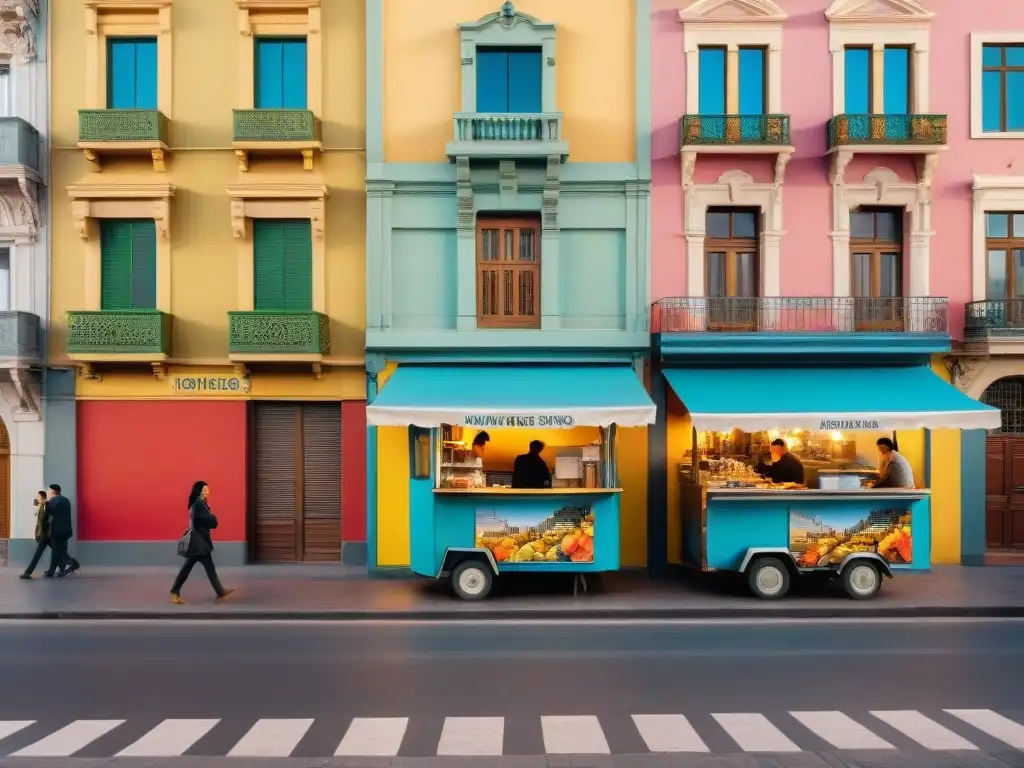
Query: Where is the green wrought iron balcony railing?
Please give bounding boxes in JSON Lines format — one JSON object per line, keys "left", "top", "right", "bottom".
{"left": 232, "top": 109, "right": 321, "bottom": 142}
{"left": 228, "top": 311, "right": 329, "bottom": 356}
{"left": 0, "top": 118, "right": 40, "bottom": 172}
{"left": 446, "top": 112, "right": 568, "bottom": 160}
{"left": 66, "top": 310, "right": 172, "bottom": 356}
{"left": 827, "top": 114, "right": 948, "bottom": 149}
{"left": 78, "top": 109, "right": 169, "bottom": 143}
{"left": 0, "top": 311, "right": 40, "bottom": 360}
{"left": 679, "top": 114, "right": 791, "bottom": 146}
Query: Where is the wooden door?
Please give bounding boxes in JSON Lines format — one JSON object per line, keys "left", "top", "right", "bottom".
{"left": 0, "top": 418, "right": 9, "bottom": 542}
{"left": 251, "top": 402, "right": 342, "bottom": 562}
{"left": 851, "top": 208, "right": 904, "bottom": 330}
{"left": 985, "top": 436, "right": 1024, "bottom": 550}
{"left": 476, "top": 217, "right": 540, "bottom": 329}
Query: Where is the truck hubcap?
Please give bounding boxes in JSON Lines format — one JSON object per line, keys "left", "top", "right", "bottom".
{"left": 756, "top": 566, "right": 784, "bottom": 595}
{"left": 459, "top": 569, "right": 485, "bottom": 595}
{"left": 849, "top": 565, "right": 878, "bottom": 594}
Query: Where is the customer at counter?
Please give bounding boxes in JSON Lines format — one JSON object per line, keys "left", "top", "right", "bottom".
{"left": 755, "top": 438, "right": 805, "bottom": 484}
{"left": 512, "top": 440, "right": 552, "bottom": 489}
{"left": 864, "top": 437, "right": 915, "bottom": 489}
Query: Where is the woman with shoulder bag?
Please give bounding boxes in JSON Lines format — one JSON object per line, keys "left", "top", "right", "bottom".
{"left": 170, "top": 480, "right": 235, "bottom": 604}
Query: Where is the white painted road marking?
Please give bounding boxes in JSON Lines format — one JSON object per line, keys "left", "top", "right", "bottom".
{"left": 437, "top": 716, "right": 504, "bottom": 756}
{"left": 713, "top": 713, "right": 801, "bottom": 752}
{"left": 228, "top": 718, "right": 314, "bottom": 757}
{"left": 0, "top": 722, "right": 34, "bottom": 742}
{"left": 632, "top": 714, "right": 709, "bottom": 752}
{"left": 335, "top": 717, "right": 409, "bottom": 756}
{"left": 790, "top": 711, "right": 895, "bottom": 750}
{"left": 945, "top": 709, "right": 1024, "bottom": 749}
{"left": 541, "top": 715, "right": 611, "bottom": 754}
{"left": 871, "top": 710, "right": 978, "bottom": 750}
{"left": 13, "top": 720, "right": 125, "bottom": 757}
{"left": 117, "top": 718, "right": 219, "bottom": 756}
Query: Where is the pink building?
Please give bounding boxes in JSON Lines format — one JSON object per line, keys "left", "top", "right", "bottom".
{"left": 648, "top": 0, "right": 1024, "bottom": 561}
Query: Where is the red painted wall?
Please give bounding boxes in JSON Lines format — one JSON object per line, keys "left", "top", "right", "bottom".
{"left": 341, "top": 400, "right": 367, "bottom": 542}
{"left": 77, "top": 401, "right": 247, "bottom": 542}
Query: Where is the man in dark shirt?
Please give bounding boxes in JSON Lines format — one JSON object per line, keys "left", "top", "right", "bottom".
{"left": 512, "top": 440, "right": 552, "bottom": 489}
{"left": 756, "top": 438, "right": 805, "bottom": 484}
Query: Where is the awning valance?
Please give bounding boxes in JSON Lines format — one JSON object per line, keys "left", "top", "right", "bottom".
{"left": 663, "top": 366, "right": 1001, "bottom": 433}
{"left": 367, "top": 365, "right": 656, "bottom": 428}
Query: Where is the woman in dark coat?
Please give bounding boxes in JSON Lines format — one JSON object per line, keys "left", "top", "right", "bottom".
{"left": 170, "top": 480, "right": 234, "bottom": 604}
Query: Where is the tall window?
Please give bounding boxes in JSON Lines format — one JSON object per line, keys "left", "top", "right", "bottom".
{"left": 107, "top": 38, "right": 157, "bottom": 109}
{"left": 476, "top": 217, "right": 539, "bottom": 328}
{"left": 476, "top": 48, "right": 542, "bottom": 113}
{"left": 982, "top": 44, "right": 1024, "bottom": 133}
{"left": 253, "top": 219, "right": 313, "bottom": 311}
{"left": 985, "top": 213, "right": 1024, "bottom": 300}
{"left": 697, "top": 47, "right": 726, "bottom": 114}
{"left": 851, "top": 208, "right": 903, "bottom": 330}
{"left": 845, "top": 47, "right": 871, "bottom": 113}
{"left": 843, "top": 45, "right": 911, "bottom": 114}
{"left": 705, "top": 209, "right": 758, "bottom": 298}
{"left": 0, "top": 65, "right": 10, "bottom": 118}
{"left": 738, "top": 47, "right": 766, "bottom": 115}
{"left": 0, "top": 248, "right": 10, "bottom": 312}
{"left": 255, "top": 38, "right": 307, "bottom": 109}
{"left": 100, "top": 220, "right": 157, "bottom": 311}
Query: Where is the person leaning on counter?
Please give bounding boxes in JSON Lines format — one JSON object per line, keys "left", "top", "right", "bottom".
{"left": 755, "top": 438, "right": 805, "bottom": 484}
{"left": 863, "top": 437, "right": 915, "bottom": 489}
{"left": 512, "top": 440, "right": 552, "bottom": 489}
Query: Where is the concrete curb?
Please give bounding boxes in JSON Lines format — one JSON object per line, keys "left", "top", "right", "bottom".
{"left": 2, "top": 604, "right": 1023, "bottom": 620}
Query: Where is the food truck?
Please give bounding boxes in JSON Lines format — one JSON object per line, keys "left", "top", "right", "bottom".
{"left": 366, "top": 365, "right": 656, "bottom": 600}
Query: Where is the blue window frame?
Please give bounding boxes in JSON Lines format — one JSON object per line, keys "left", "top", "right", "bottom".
{"left": 737, "top": 47, "right": 765, "bottom": 115}
{"left": 883, "top": 46, "right": 910, "bottom": 115}
{"left": 475, "top": 47, "right": 542, "bottom": 113}
{"left": 698, "top": 47, "right": 726, "bottom": 114}
{"left": 982, "top": 44, "right": 1024, "bottom": 133}
{"left": 107, "top": 38, "right": 157, "bottom": 109}
{"left": 844, "top": 47, "right": 872, "bottom": 114}
{"left": 255, "top": 38, "right": 307, "bottom": 109}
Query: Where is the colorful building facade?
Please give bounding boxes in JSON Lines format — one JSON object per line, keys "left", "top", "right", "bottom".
{"left": 0, "top": 0, "right": 47, "bottom": 567}
{"left": 46, "top": 0, "right": 367, "bottom": 565}
{"left": 365, "top": 0, "right": 654, "bottom": 570}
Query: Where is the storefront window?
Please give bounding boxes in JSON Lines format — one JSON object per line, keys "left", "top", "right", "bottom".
{"left": 411, "top": 427, "right": 431, "bottom": 479}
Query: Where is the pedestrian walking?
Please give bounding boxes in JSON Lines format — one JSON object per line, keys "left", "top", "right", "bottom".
{"left": 19, "top": 491, "right": 51, "bottom": 579}
{"left": 44, "top": 484, "right": 80, "bottom": 578}
{"left": 170, "top": 480, "right": 234, "bottom": 604}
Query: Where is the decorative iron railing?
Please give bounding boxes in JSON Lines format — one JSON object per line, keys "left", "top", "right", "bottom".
{"left": 651, "top": 297, "right": 949, "bottom": 334}
{"left": 965, "top": 300, "right": 1024, "bottom": 341}
{"left": 452, "top": 112, "right": 563, "bottom": 142}
{"left": 827, "top": 114, "right": 948, "bottom": 148}
{"left": 0, "top": 311, "right": 40, "bottom": 359}
{"left": 66, "top": 310, "right": 172, "bottom": 354}
{"left": 232, "top": 109, "right": 320, "bottom": 142}
{"left": 78, "top": 110, "right": 169, "bottom": 143}
{"left": 679, "top": 114, "right": 791, "bottom": 146}
{"left": 228, "top": 311, "right": 329, "bottom": 355}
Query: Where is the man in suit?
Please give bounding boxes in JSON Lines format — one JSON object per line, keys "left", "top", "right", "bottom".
{"left": 45, "top": 484, "right": 80, "bottom": 577}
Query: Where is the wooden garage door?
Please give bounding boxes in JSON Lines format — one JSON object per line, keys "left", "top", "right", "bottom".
{"left": 252, "top": 402, "right": 342, "bottom": 562}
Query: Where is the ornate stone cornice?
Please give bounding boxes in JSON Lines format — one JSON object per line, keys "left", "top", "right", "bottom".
{"left": 0, "top": 0, "right": 39, "bottom": 64}
{"left": 0, "top": 165, "right": 41, "bottom": 242}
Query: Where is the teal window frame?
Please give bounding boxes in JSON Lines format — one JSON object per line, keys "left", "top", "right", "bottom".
{"left": 254, "top": 37, "right": 308, "bottom": 109}
{"left": 106, "top": 37, "right": 158, "bottom": 110}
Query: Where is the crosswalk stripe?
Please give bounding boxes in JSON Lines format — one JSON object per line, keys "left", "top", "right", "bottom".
{"left": 12, "top": 720, "right": 125, "bottom": 757}
{"left": 541, "top": 715, "right": 611, "bottom": 754}
{"left": 437, "top": 716, "right": 504, "bottom": 756}
{"left": 945, "top": 709, "right": 1024, "bottom": 749}
{"left": 228, "top": 718, "right": 314, "bottom": 757}
{"left": 335, "top": 717, "right": 408, "bottom": 756}
{"left": 790, "top": 711, "right": 894, "bottom": 750}
{"left": 117, "top": 718, "right": 219, "bottom": 757}
{"left": 0, "top": 722, "right": 34, "bottom": 742}
{"left": 632, "top": 714, "right": 709, "bottom": 752}
{"left": 713, "top": 713, "right": 801, "bottom": 752}
{"left": 871, "top": 710, "right": 978, "bottom": 750}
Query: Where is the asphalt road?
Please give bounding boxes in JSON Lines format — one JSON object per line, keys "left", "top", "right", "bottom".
{"left": 0, "top": 617, "right": 1021, "bottom": 766}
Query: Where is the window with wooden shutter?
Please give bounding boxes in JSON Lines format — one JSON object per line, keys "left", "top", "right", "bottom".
{"left": 476, "top": 216, "right": 540, "bottom": 328}
{"left": 253, "top": 219, "right": 313, "bottom": 311}
{"left": 100, "top": 219, "right": 157, "bottom": 310}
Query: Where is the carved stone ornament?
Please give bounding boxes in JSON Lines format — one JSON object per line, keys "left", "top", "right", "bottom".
{"left": 230, "top": 200, "right": 247, "bottom": 239}
{"left": 0, "top": 0, "right": 38, "bottom": 64}
{"left": 542, "top": 155, "right": 561, "bottom": 231}
{"left": 0, "top": 367, "right": 41, "bottom": 418}
{"left": 0, "top": 172, "right": 40, "bottom": 241}
{"left": 948, "top": 356, "right": 988, "bottom": 394}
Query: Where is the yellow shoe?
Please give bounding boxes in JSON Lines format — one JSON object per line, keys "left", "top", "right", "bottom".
{"left": 170, "top": 593, "right": 184, "bottom": 605}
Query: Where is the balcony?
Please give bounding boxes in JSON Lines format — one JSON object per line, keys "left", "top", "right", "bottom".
{"left": 679, "top": 114, "right": 793, "bottom": 188}
{"left": 232, "top": 109, "right": 323, "bottom": 172}
{"left": 0, "top": 311, "right": 40, "bottom": 363}
{"left": 965, "top": 300, "right": 1024, "bottom": 354}
{"left": 445, "top": 112, "right": 568, "bottom": 161}
{"left": 826, "top": 114, "right": 947, "bottom": 190}
{"left": 66, "top": 310, "right": 171, "bottom": 362}
{"left": 0, "top": 117, "right": 40, "bottom": 173}
{"left": 77, "top": 109, "right": 170, "bottom": 172}
{"left": 228, "top": 311, "right": 329, "bottom": 368}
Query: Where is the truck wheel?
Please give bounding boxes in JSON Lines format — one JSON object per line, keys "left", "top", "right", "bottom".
{"left": 747, "top": 557, "right": 791, "bottom": 599}
{"left": 451, "top": 560, "right": 493, "bottom": 601}
{"left": 842, "top": 561, "right": 881, "bottom": 600}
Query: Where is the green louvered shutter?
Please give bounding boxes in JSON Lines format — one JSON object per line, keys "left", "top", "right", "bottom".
{"left": 282, "top": 219, "right": 312, "bottom": 311}
{"left": 100, "top": 220, "right": 132, "bottom": 310}
{"left": 254, "top": 220, "right": 285, "bottom": 310}
{"left": 130, "top": 220, "right": 157, "bottom": 308}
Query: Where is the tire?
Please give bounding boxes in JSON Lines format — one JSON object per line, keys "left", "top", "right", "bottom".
{"left": 842, "top": 561, "right": 881, "bottom": 600}
{"left": 451, "top": 560, "right": 493, "bottom": 601}
{"left": 747, "top": 556, "right": 791, "bottom": 599}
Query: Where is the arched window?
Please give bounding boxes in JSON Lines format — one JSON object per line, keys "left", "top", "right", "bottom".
{"left": 981, "top": 376, "right": 1024, "bottom": 434}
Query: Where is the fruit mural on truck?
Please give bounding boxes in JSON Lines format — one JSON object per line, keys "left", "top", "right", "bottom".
{"left": 791, "top": 508, "right": 912, "bottom": 567}
{"left": 475, "top": 506, "right": 595, "bottom": 564}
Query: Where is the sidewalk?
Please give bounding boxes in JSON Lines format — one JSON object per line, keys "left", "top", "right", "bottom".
{"left": 2, "top": 564, "right": 1024, "bottom": 620}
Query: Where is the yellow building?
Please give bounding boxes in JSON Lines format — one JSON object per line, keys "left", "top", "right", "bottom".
{"left": 49, "top": 0, "right": 368, "bottom": 566}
